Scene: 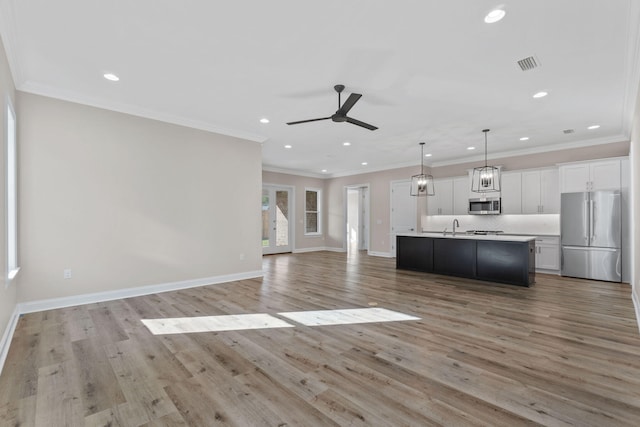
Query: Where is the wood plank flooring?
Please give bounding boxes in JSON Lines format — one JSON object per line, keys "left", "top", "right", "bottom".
{"left": 1, "top": 250, "right": 640, "bottom": 426}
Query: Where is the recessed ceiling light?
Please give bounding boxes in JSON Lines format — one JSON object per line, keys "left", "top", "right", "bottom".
{"left": 321, "top": 169, "right": 328, "bottom": 173}
{"left": 467, "top": 146, "right": 476, "bottom": 150}
{"left": 284, "top": 145, "right": 292, "bottom": 149}
{"left": 343, "top": 142, "right": 351, "bottom": 146}
{"left": 520, "top": 137, "right": 530, "bottom": 141}
{"left": 533, "top": 91, "right": 548, "bottom": 98}
{"left": 424, "top": 153, "right": 432, "bottom": 157}
{"left": 260, "top": 118, "right": 270, "bottom": 124}
{"left": 361, "top": 162, "right": 368, "bottom": 166}
{"left": 103, "top": 73, "right": 119, "bottom": 81}
{"left": 484, "top": 9, "right": 506, "bottom": 24}
{"left": 587, "top": 125, "right": 601, "bottom": 130}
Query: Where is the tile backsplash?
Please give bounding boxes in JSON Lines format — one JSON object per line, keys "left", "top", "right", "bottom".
{"left": 422, "top": 214, "right": 560, "bottom": 235}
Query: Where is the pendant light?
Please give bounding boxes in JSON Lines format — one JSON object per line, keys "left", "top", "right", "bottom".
{"left": 471, "top": 129, "right": 501, "bottom": 193}
{"left": 410, "top": 142, "right": 435, "bottom": 196}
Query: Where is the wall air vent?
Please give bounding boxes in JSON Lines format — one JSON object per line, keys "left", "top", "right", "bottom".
{"left": 563, "top": 129, "right": 575, "bottom": 134}
{"left": 517, "top": 56, "right": 540, "bottom": 71}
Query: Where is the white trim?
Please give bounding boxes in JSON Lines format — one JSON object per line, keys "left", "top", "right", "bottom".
{"left": 262, "top": 166, "right": 327, "bottom": 179}
{"left": 0, "top": 0, "right": 24, "bottom": 86}
{"left": 17, "top": 270, "right": 263, "bottom": 314}
{"left": 429, "top": 135, "right": 628, "bottom": 168}
{"left": 292, "top": 246, "right": 344, "bottom": 253}
{"left": 344, "top": 184, "right": 371, "bottom": 253}
{"left": 633, "top": 288, "right": 640, "bottom": 334}
{"left": 262, "top": 184, "right": 295, "bottom": 255}
{"left": 368, "top": 251, "right": 393, "bottom": 258}
{"left": 304, "top": 187, "right": 322, "bottom": 235}
{"left": 18, "top": 81, "right": 267, "bottom": 144}
{"left": 556, "top": 156, "right": 629, "bottom": 167}
{"left": 0, "top": 305, "right": 20, "bottom": 376}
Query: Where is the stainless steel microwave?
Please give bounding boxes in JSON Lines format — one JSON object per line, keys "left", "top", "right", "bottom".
{"left": 469, "top": 197, "right": 501, "bottom": 215}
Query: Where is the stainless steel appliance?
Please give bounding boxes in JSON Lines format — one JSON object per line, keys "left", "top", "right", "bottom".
{"left": 561, "top": 190, "right": 621, "bottom": 282}
{"left": 465, "top": 230, "right": 504, "bottom": 235}
{"left": 468, "top": 197, "right": 501, "bottom": 215}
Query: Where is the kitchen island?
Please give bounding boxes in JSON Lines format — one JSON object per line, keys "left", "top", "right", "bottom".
{"left": 396, "top": 232, "right": 536, "bottom": 287}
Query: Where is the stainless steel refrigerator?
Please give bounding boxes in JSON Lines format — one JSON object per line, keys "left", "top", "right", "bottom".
{"left": 561, "top": 190, "right": 621, "bottom": 282}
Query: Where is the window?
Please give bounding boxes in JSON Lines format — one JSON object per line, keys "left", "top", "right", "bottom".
{"left": 305, "top": 188, "right": 321, "bottom": 235}
{"left": 7, "top": 100, "right": 18, "bottom": 280}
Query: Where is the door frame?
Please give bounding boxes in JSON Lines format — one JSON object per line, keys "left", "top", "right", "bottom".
{"left": 262, "top": 184, "right": 295, "bottom": 255}
{"left": 390, "top": 179, "right": 418, "bottom": 257}
{"left": 343, "top": 183, "right": 371, "bottom": 253}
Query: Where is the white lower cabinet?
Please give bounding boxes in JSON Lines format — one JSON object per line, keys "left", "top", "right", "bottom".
{"left": 535, "top": 236, "right": 560, "bottom": 272}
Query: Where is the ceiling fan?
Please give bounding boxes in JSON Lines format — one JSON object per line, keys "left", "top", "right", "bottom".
{"left": 286, "top": 84, "right": 378, "bottom": 131}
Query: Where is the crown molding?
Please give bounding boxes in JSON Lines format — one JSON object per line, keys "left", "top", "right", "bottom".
{"left": 0, "top": 0, "right": 24, "bottom": 87}
{"left": 261, "top": 166, "right": 327, "bottom": 179}
{"left": 428, "top": 135, "right": 629, "bottom": 168}
{"left": 18, "top": 80, "right": 267, "bottom": 143}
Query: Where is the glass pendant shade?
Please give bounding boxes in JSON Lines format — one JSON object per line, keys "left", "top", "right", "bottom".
{"left": 410, "top": 142, "right": 435, "bottom": 196}
{"left": 471, "top": 129, "right": 501, "bottom": 193}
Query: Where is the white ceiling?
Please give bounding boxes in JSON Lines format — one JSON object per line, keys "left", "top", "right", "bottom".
{"left": 1, "top": 0, "right": 639, "bottom": 177}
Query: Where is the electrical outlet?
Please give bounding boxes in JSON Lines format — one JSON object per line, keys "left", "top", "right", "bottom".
{"left": 63, "top": 269, "right": 72, "bottom": 279}
{"left": 239, "top": 253, "right": 245, "bottom": 260}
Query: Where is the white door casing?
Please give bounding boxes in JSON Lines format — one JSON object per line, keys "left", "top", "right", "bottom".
{"left": 391, "top": 180, "right": 417, "bottom": 257}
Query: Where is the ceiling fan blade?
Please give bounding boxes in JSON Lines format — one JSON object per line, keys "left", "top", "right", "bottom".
{"left": 286, "top": 117, "right": 332, "bottom": 125}
{"left": 337, "top": 93, "right": 362, "bottom": 115}
{"left": 346, "top": 116, "right": 378, "bottom": 131}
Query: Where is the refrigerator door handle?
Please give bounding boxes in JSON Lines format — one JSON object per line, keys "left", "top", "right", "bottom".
{"left": 563, "top": 246, "right": 618, "bottom": 252}
{"left": 589, "top": 199, "right": 595, "bottom": 241}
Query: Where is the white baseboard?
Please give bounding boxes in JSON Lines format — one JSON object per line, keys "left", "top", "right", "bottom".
{"left": 0, "top": 306, "right": 20, "bottom": 377}
{"left": 17, "top": 270, "right": 264, "bottom": 314}
{"left": 293, "top": 247, "right": 346, "bottom": 253}
{"left": 632, "top": 285, "right": 640, "bottom": 334}
{"left": 324, "top": 247, "right": 347, "bottom": 253}
{"left": 368, "top": 251, "right": 393, "bottom": 258}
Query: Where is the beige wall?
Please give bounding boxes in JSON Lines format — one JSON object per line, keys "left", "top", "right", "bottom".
{"left": 0, "top": 37, "right": 16, "bottom": 342}
{"left": 325, "top": 166, "right": 427, "bottom": 253}
{"left": 16, "top": 93, "right": 262, "bottom": 302}
{"left": 431, "top": 141, "right": 630, "bottom": 178}
{"left": 262, "top": 171, "right": 327, "bottom": 251}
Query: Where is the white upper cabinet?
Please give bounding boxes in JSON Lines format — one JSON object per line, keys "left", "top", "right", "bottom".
{"left": 521, "top": 171, "right": 541, "bottom": 214}
{"left": 500, "top": 172, "right": 522, "bottom": 214}
{"left": 559, "top": 159, "right": 620, "bottom": 193}
{"left": 521, "top": 168, "right": 559, "bottom": 214}
{"left": 540, "top": 169, "right": 560, "bottom": 213}
{"left": 453, "top": 176, "right": 470, "bottom": 215}
{"left": 427, "top": 178, "right": 453, "bottom": 215}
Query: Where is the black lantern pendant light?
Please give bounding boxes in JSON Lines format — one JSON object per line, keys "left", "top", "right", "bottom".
{"left": 471, "top": 129, "right": 500, "bottom": 193}
{"left": 410, "top": 142, "right": 435, "bottom": 196}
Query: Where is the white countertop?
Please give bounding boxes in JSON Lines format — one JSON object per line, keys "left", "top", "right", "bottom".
{"left": 397, "top": 232, "right": 536, "bottom": 242}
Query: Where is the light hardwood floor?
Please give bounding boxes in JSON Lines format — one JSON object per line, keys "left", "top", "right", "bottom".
{"left": 1, "top": 251, "right": 640, "bottom": 426}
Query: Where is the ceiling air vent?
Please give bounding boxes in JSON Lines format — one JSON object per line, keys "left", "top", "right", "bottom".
{"left": 517, "top": 56, "right": 540, "bottom": 71}
{"left": 563, "top": 129, "right": 575, "bottom": 134}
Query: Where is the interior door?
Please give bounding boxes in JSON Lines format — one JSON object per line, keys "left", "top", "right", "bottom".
{"left": 391, "top": 180, "right": 417, "bottom": 257}
{"left": 262, "top": 186, "right": 292, "bottom": 255}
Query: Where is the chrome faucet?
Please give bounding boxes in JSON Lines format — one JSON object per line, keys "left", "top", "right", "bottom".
{"left": 452, "top": 219, "right": 460, "bottom": 235}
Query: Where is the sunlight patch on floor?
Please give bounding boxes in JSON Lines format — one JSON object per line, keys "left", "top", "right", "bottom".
{"left": 141, "top": 313, "right": 294, "bottom": 335}
{"left": 278, "top": 307, "right": 420, "bottom": 326}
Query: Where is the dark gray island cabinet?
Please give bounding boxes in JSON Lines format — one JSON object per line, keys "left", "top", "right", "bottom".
{"left": 396, "top": 233, "right": 536, "bottom": 287}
